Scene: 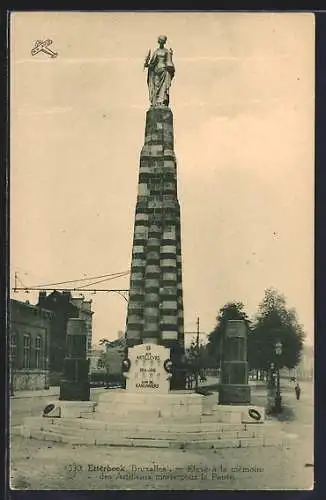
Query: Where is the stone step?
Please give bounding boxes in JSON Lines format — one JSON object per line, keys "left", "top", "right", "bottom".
{"left": 11, "top": 425, "right": 22, "bottom": 436}
{"left": 26, "top": 427, "right": 287, "bottom": 449}
{"left": 95, "top": 409, "right": 202, "bottom": 419}
{"left": 29, "top": 421, "right": 267, "bottom": 441}
{"left": 29, "top": 416, "right": 267, "bottom": 433}
{"left": 25, "top": 417, "right": 273, "bottom": 433}
{"left": 23, "top": 417, "right": 283, "bottom": 448}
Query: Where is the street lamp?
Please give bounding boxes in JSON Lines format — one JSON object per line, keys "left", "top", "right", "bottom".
{"left": 274, "top": 340, "right": 283, "bottom": 413}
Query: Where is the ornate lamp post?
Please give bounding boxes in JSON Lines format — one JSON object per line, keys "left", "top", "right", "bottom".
{"left": 274, "top": 340, "right": 283, "bottom": 413}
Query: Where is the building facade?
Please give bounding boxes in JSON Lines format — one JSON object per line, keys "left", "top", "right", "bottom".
{"left": 9, "top": 299, "right": 53, "bottom": 391}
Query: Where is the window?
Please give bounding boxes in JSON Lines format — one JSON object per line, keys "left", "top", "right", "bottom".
{"left": 23, "top": 334, "right": 31, "bottom": 369}
{"left": 35, "top": 335, "right": 42, "bottom": 369}
{"left": 10, "top": 333, "right": 17, "bottom": 368}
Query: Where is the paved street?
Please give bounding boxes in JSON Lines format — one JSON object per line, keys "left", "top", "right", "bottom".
{"left": 9, "top": 380, "right": 314, "bottom": 490}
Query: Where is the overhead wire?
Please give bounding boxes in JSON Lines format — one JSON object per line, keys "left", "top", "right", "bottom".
{"left": 27, "top": 270, "right": 130, "bottom": 289}
{"left": 82, "top": 272, "right": 130, "bottom": 288}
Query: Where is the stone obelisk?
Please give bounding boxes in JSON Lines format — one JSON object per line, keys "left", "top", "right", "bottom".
{"left": 125, "top": 36, "right": 185, "bottom": 388}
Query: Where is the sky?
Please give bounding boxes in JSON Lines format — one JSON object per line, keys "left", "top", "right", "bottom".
{"left": 10, "top": 12, "right": 314, "bottom": 347}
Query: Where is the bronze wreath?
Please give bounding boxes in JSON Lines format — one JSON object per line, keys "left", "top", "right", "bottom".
{"left": 248, "top": 408, "right": 262, "bottom": 421}
{"left": 43, "top": 403, "right": 55, "bottom": 415}
{"left": 121, "top": 358, "right": 131, "bottom": 372}
{"left": 164, "top": 359, "right": 173, "bottom": 373}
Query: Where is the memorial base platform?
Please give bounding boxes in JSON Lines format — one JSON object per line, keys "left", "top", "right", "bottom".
{"left": 16, "top": 389, "right": 285, "bottom": 449}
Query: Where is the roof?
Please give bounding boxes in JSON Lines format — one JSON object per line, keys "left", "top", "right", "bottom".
{"left": 10, "top": 298, "right": 54, "bottom": 316}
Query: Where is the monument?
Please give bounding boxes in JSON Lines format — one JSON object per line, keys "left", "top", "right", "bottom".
{"left": 125, "top": 35, "right": 185, "bottom": 388}
{"left": 19, "top": 38, "right": 275, "bottom": 448}
{"left": 59, "top": 318, "right": 90, "bottom": 401}
{"left": 219, "top": 319, "right": 251, "bottom": 404}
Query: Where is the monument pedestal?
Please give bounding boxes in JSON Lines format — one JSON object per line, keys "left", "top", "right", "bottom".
{"left": 212, "top": 403, "right": 265, "bottom": 424}
{"left": 41, "top": 399, "right": 96, "bottom": 418}
{"left": 59, "top": 379, "right": 90, "bottom": 401}
{"left": 59, "top": 319, "right": 90, "bottom": 402}
{"left": 219, "top": 320, "right": 251, "bottom": 405}
{"left": 96, "top": 389, "right": 203, "bottom": 420}
{"left": 218, "top": 384, "right": 251, "bottom": 405}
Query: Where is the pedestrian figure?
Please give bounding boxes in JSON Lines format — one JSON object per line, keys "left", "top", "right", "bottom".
{"left": 295, "top": 383, "right": 301, "bottom": 400}
{"left": 186, "top": 375, "right": 193, "bottom": 390}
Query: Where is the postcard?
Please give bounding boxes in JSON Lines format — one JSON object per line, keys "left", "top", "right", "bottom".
{"left": 9, "top": 11, "right": 314, "bottom": 491}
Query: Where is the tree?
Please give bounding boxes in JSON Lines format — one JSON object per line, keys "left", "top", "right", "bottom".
{"left": 207, "top": 302, "right": 250, "bottom": 364}
{"left": 250, "top": 288, "right": 305, "bottom": 371}
{"left": 184, "top": 342, "right": 214, "bottom": 373}
{"left": 96, "top": 337, "right": 126, "bottom": 384}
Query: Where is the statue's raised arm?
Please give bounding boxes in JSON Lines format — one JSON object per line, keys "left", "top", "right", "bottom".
{"left": 145, "top": 35, "right": 175, "bottom": 108}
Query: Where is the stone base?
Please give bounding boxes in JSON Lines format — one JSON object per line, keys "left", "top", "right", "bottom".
{"left": 59, "top": 381, "right": 90, "bottom": 401}
{"left": 18, "top": 415, "right": 285, "bottom": 449}
{"left": 95, "top": 389, "right": 204, "bottom": 420}
{"left": 218, "top": 384, "right": 251, "bottom": 405}
{"left": 17, "top": 390, "right": 282, "bottom": 449}
{"left": 212, "top": 404, "right": 265, "bottom": 424}
{"left": 42, "top": 399, "right": 96, "bottom": 418}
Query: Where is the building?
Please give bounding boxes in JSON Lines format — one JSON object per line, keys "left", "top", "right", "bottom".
{"left": 37, "top": 291, "right": 94, "bottom": 385}
{"left": 9, "top": 299, "right": 53, "bottom": 391}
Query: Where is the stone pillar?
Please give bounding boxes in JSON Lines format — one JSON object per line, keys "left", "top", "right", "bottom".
{"left": 219, "top": 320, "right": 251, "bottom": 404}
{"left": 125, "top": 107, "right": 185, "bottom": 388}
{"left": 59, "top": 318, "right": 90, "bottom": 401}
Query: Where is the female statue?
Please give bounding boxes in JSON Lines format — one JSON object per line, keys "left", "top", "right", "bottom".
{"left": 144, "top": 35, "right": 175, "bottom": 107}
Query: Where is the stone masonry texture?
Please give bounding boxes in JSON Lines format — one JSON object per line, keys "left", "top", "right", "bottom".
{"left": 125, "top": 107, "right": 185, "bottom": 381}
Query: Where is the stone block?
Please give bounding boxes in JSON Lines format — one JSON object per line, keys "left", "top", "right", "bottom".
{"left": 60, "top": 380, "right": 90, "bottom": 402}
{"left": 33, "top": 430, "right": 63, "bottom": 443}
{"left": 11, "top": 425, "right": 23, "bottom": 436}
{"left": 213, "top": 409, "right": 242, "bottom": 424}
{"left": 125, "top": 343, "right": 171, "bottom": 393}
{"left": 218, "top": 384, "right": 251, "bottom": 404}
{"left": 21, "top": 426, "right": 31, "bottom": 438}
{"left": 41, "top": 400, "right": 95, "bottom": 418}
{"left": 263, "top": 436, "right": 284, "bottom": 447}
{"left": 211, "top": 439, "right": 240, "bottom": 449}
{"left": 238, "top": 437, "right": 265, "bottom": 448}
